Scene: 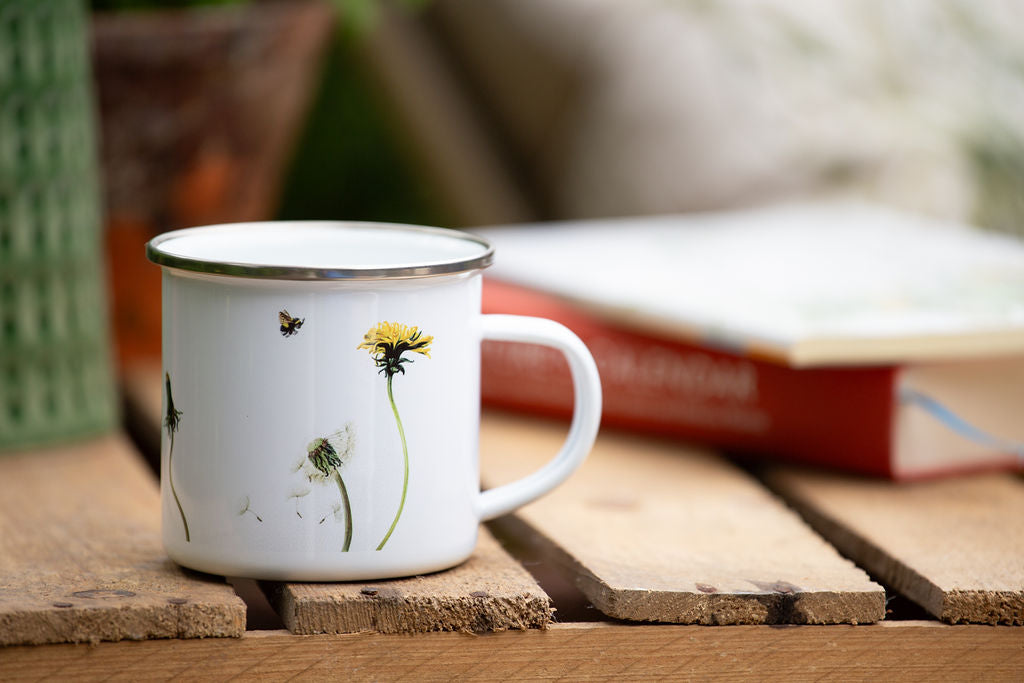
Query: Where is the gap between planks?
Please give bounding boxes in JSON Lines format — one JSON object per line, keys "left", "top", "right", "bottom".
{"left": 761, "top": 466, "right": 1024, "bottom": 625}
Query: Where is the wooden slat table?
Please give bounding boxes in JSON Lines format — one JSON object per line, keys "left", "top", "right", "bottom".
{"left": 1, "top": 364, "right": 1022, "bottom": 680}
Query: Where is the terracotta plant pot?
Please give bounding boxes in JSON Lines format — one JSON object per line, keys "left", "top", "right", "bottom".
{"left": 92, "top": 0, "right": 334, "bottom": 366}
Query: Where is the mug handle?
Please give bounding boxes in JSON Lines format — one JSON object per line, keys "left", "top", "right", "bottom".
{"left": 477, "top": 314, "right": 602, "bottom": 521}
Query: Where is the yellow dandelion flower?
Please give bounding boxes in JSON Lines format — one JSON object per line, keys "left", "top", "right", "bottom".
{"left": 358, "top": 321, "right": 433, "bottom": 377}
{"left": 357, "top": 321, "right": 434, "bottom": 550}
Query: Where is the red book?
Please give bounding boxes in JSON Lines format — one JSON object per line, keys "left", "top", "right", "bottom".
{"left": 481, "top": 277, "right": 1023, "bottom": 480}
{"left": 476, "top": 205, "right": 1024, "bottom": 479}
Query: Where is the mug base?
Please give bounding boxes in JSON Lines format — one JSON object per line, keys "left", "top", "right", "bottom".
{"left": 165, "top": 540, "right": 478, "bottom": 582}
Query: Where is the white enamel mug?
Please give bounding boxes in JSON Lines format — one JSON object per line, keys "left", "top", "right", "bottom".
{"left": 146, "top": 222, "right": 601, "bottom": 581}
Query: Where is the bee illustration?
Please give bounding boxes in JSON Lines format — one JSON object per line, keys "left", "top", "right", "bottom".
{"left": 279, "top": 309, "right": 305, "bottom": 337}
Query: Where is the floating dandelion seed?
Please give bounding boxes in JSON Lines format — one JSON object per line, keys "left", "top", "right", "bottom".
{"left": 288, "top": 486, "right": 311, "bottom": 518}
{"left": 358, "top": 321, "right": 432, "bottom": 551}
{"left": 237, "top": 495, "right": 263, "bottom": 522}
{"left": 319, "top": 502, "right": 343, "bottom": 525}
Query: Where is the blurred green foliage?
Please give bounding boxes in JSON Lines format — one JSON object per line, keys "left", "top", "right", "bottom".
{"left": 966, "top": 123, "right": 1024, "bottom": 239}
{"left": 274, "top": 33, "right": 447, "bottom": 227}
{"left": 329, "top": 0, "right": 431, "bottom": 37}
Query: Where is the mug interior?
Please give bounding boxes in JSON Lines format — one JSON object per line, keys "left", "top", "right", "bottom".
{"left": 147, "top": 221, "right": 493, "bottom": 280}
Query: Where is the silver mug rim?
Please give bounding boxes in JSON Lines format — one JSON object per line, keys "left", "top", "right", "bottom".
{"left": 146, "top": 221, "right": 495, "bottom": 280}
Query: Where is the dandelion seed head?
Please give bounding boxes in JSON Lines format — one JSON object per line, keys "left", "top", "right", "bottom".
{"left": 324, "top": 422, "right": 357, "bottom": 466}
{"left": 302, "top": 458, "right": 328, "bottom": 484}
{"left": 306, "top": 436, "right": 342, "bottom": 477}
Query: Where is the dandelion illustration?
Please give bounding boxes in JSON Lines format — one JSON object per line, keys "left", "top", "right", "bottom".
{"left": 237, "top": 495, "right": 263, "bottom": 522}
{"left": 288, "top": 486, "right": 311, "bottom": 518}
{"left": 164, "top": 372, "right": 190, "bottom": 542}
{"left": 358, "top": 321, "right": 433, "bottom": 550}
{"left": 320, "top": 502, "right": 343, "bottom": 525}
{"left": 296, "top": 424, "right": 356, "bottom": 551}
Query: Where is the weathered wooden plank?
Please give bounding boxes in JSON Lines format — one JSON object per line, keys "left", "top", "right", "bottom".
{"left": 761, "top": 467, "right": 1024, "bottom": 625}
{"left": 2, "top": 622, "right": 1023, "bottom": 681}
{"left": 480, "top": 412, "right": 885, "bottom": 625}
{"left": 0, "top": 435, "right": 246, "bottom": 646}
{"left": 263, "top": 528, "right": 551, "bottom": 634}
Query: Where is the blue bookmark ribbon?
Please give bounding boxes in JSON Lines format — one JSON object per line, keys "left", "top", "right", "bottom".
{"left": 899, "top": 387, "right": 1024, "bottom": 462}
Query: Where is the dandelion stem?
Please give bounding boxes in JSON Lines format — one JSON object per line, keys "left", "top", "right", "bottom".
{"left": 168, "top": 430, "right": 190, "bottom": 542}
{"left": 334, "top": 470, "right": 353, "bottom": 552}
{"left": 377, "top": 373, "right": 408, "bottom": 551}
